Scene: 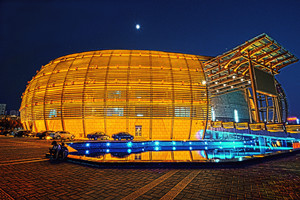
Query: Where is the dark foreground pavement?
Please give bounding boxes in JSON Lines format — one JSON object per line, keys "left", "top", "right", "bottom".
{"left": 0, "top": 136, "right": 299, "bottom": 200}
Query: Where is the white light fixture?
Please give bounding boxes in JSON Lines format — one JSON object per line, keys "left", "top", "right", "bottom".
{"left": 234, "top": 109, "right": 239, "bottom": 123}
{"left": 231, "top": 86, "right": 234, "bottom": 88}
{"left": 212, "top": 107, "right": 216, "bottom": 121}
{"left": 223, "top": 84, "right": 226, "bottom": 86}
{"left": 232, "top": 75, "right": 236, "bottom": 79}
{"left": 202, "top": 80, "right": 206, "bottom": 85}
{"left": 241, "top": 78, "right": 244, "bottom": 81}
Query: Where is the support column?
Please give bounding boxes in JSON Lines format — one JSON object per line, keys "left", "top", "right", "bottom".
{"left": 149, "top": 53, "right": 153, "bottom": 140}
{"left": 82, "top": 53, "right": 95, "bottom": 138}
{"left": 103, "top": 53, "right": 113, "bottom": 134}
{"left": 168, "top": 54, "right": 175, "bottom": 140}
{"left": 198, "top": 59, "right": 208, "bottom": 140}
{"left": 258, "top": 94, "right": 264, "bottom": 122}
{"left": 272, "top": 97, "right": 276, "bottom": 123}
{"left": 125, "top": 51, "right": 132, "bottom": 132}
{"left": 274, "top": 97, "right": 282, "bottom": 123}
{"left": 184, "top": 55, "right": 193, "bottom": 140}
{"left": 245, "top": 89, "right": 253, "bottom": 123}
{"left": 248, "top": 51, "right": 260, "bottom": 122}
{"left": 61, "top": 58, "right": 76, "bottom": 131}
{"left": 265, "top": 95, "right": 269, "bottom": 122}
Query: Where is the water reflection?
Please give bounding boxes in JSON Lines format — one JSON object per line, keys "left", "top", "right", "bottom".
{"left": 69, "top": 147, "right": 283, "bottom": 162}
{"left": 67, "top": 130, "right": 298, "bottom": 163}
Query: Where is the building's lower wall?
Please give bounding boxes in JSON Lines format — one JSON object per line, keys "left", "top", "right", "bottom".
{"left": 22, "top": 118, "right": 206, "bottom": 140}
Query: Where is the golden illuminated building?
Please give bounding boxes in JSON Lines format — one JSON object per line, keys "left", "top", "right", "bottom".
{"left": 20, "top": 34, "right": 299, "bottom": 139}
{"left": 20, "top": 50, "right": 211, "bottom": 139}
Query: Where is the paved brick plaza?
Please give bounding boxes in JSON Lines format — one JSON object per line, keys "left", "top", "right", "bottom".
{"left": 0, "top": 136, "right": 299, "bottom": 200}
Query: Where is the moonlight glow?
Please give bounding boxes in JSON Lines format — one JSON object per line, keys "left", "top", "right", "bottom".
{"left": 136, "top": 24, "right": 140, "bottom": 30}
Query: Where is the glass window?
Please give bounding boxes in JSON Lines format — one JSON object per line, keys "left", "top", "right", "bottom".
{"left": 175, "top": 107, "right": 190, "bottom": 117}
{"left": 49, "top": 109, "right": 57, "bottom": 118}
{"left": 107, "top": 107, "right": 123, "bottom": 116}
{"left": 107, "top": 90, "right": 122, "bottom": 99}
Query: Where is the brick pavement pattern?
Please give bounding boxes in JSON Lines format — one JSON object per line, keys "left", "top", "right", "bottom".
{"left": 0, "top": 136, "right": 299, "bottom": 200}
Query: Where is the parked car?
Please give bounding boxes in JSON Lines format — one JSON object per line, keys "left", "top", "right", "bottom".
{"left": 36, "top": 130, "right": 55, "bottom": 139}
{"left": 14, "top": 130, "right": 31, "bottom": 137}
{"left": 112, "top": 132, "right": 134, "bottom": 141}
{"left": 0, "top": 130, "right": 13, "bottom": 136}
{"left": 25, "top": 131, "right": 36, "bottom": 137}
{"left": 87, "top": 132, "right": 110, "bottom": 140}
{"left": 49, "top": 131, "right": 75, "bottom": 140}
{"left": 10, "top": 131, "right": 16, "bottom": 136}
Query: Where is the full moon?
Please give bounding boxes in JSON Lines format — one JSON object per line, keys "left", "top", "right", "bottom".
{"left": 136, "top": 24, "right": 140, "bottom": 30}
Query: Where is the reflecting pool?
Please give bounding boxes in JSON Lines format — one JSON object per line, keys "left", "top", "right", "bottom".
{"left": 66, "top": 129, "right": 300, "bottom": 163}
{"left": 67, "top": 140, "right": 296, "bottom": 163}
{"left": 69, "top": 148, "right": 272, "bottom": 162}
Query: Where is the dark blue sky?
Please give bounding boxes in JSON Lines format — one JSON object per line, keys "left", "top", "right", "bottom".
{"left": 1, "top": 0, "right": 300, "bottom": 116}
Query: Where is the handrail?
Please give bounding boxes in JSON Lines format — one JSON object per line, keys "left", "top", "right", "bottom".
{"left": 222, "top": 122, "right": 235, "bottom": 129}
{"left": 211, "top": 121, "right": 222, "bottom": 128}
{"left": 249, "top": 123, "right": 265, "bottom": 131}
{"left": 209, "top": 121, "right": 300, "bottom": 135}
{"left": 235, "top": 122, "right": 249, "bottom": 130}
{"left": 266, "top": 123, "right": 285, "bottom": 132}
{"left": 286, "top": 125, "right": 300, "bottom": 133}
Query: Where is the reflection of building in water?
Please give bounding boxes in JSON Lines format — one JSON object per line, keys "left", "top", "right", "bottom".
{"left": 95, "top": 151, "right": 208, "bottom": 161}
{"left": 20, "top": 34, "right": 298, "bottom": 139}
{"left": 77, "top": 149, "right": 268, "bottom": 162}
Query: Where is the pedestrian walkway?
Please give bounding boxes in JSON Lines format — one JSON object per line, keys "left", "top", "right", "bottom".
{"left": 0, "top": 137, "right": 299, "bottom": 199}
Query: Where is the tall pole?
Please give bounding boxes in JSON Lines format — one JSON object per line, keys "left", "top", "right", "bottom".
{"left": 274, "top": 97, "right": 282, "bottom": 123}
{"left": 245, "top": 89, "right": 253, "bottom": 123}
{"left": 248, "top": 51, "right": 261, "bottom": 122}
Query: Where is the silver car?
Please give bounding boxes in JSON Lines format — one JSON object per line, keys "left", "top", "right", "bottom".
{"left": 48, "top": 131, "right": 75, "bottom": 140}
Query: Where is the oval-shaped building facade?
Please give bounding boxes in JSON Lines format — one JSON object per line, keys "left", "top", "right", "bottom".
{"left": 20, "top": 50, "right": 212, "bottom": 139}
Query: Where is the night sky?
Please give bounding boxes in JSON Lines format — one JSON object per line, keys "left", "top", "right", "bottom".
{"left": 1, "top": 0, "right": 300, "bottom": 117}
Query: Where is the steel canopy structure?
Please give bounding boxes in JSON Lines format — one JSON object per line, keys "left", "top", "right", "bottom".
{"left": 203, "top": 33, "right": 298, "bottom": 96}
{"left": 204, "top": 33, "right": 298, "bottom": 123}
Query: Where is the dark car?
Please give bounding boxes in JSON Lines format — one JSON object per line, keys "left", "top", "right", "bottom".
{"left": 25, "top": 131, "right": 36, "bottom": 137}
{"left": 36, "top": 130, "right": 55, "bottom": 139}
{"left": 0, "top": 130, "right": 12, "bottom": 136}
{"left": 112, "top": 132, "right": 134, "bottom": 141}
{"left": 14, "top": 130, "right": 31, "bottom": 137}
{"left": 87, "top": 132, "right": 110, "bottom": 140}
